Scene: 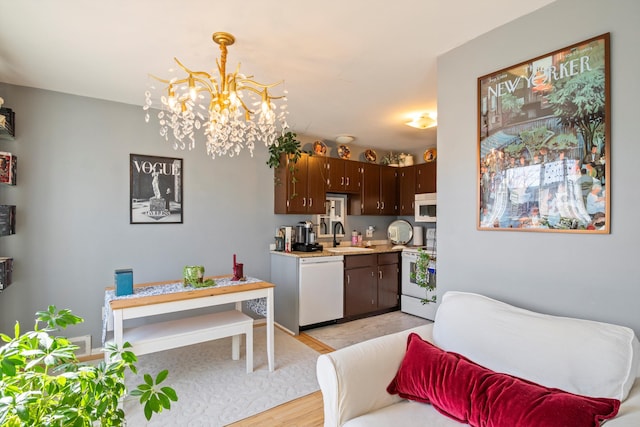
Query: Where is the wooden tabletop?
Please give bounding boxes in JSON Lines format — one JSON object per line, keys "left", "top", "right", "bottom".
{"left": 106, "top": 275, "right": 274, "bottom": 310}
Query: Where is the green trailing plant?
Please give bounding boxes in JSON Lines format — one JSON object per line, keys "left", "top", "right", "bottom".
{"left": 0, "top": 306, "right": 177, "bottom": 426}
{"left": 266, "top": 131, "right": 303, "bottom": 169}
{"left": 409, "top": 249, "right": 436, "bottom": 304}
{"left": 267, "top": 131, "right": 313, "bottom": 200}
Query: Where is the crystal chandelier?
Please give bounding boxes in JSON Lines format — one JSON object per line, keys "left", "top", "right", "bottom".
{"left": 144, "top": 32, "right": 288, "bottom": 159}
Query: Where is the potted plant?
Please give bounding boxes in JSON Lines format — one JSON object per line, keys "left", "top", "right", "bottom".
{"left": 266, "top": 131, "right": 303, "bottom": 169}
{"left": 267, "top": 131, "right": 309, "bottom": 200}
{"left": 0, "top": 306, "right": 177, "bottom": 426}
{"left": 381, "top": 152, "right": 400, "bottom": 167}
{"left": 409, "top": 249, "right": 436, "bottom": 304}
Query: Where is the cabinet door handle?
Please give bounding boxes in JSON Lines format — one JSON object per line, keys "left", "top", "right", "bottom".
{"left": 379, "top": 270, "right": 383, "bottom": 279}
{"left": 341, "top": 177, "right": 344, "bottom": 186}
{"left": 376, "top": 201, "right": 380, "bottom": 209}
{"left": 346, "top": 177, "right": 350, "bottom": 186}
{"left": 309, "top": 198, "right": 313, "bottom": 207}
{"left": 347, "top": 275, "right": 350, "bottom": 284}
{"left": 381, "top": 202, "right": 385, "bottom": 210}
{"left": 303, "top": 198, "right": 306, "bottom": 207}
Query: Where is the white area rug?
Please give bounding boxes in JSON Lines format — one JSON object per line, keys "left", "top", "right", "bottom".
{"left": 123, "top": 325, "right": 319, "bottom": 426}
{"left": 304, "top": 311, "right": 430, "bottom": 350}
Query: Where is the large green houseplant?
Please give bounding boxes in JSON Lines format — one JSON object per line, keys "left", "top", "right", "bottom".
{"left": 0, "top": 306, "right": 177, "bottom": 426}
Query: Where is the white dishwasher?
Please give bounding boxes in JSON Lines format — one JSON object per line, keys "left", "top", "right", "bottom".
{"left": 298, "top": 255, "right": 344, "bottom": 326}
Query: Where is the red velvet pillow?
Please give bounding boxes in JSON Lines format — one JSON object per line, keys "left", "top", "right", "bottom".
{"left": 387, "top": 333, "right": 620, "bottom": 427}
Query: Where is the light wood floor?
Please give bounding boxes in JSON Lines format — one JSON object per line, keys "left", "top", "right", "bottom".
{"left": 227, "top": 332, "right": 334, "bottom": 427}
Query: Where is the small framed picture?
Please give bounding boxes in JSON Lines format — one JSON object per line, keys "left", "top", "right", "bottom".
{"left": 130, "top": 154, "right": 183, "bottom": 224}
{"left": 0, "top": 151, "right": 16, "bottom": 185}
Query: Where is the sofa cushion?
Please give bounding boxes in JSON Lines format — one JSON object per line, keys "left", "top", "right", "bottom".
{"left": 433, "top": 291, "right": 639, "bottom": 400}
{"left": 343, "top": 399, "right": 463, "bottom": 427}
{"left": 388, "top": 333, "right": 620, "bottom": 427}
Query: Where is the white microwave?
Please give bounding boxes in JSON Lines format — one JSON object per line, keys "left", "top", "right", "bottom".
{"left": 415, "top": 193, "right": 436, "bottom": 223}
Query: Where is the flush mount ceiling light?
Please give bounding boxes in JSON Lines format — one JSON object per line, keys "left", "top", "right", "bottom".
{"left": 406, "top": 112, "right": 437, "bottom": 130}
{"left": 144, "top": 32, "right": 289, "bottom": 159}
{"left": 335, "top": 135, "right": 355, "bottom": 144}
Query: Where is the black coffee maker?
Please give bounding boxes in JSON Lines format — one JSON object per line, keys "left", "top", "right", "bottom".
{"left": 293, "top": 221, "right": 323, "bottom": 252}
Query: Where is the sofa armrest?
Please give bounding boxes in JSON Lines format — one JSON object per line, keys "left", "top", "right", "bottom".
{"left": 317, "top": 324, "right": 433, "bottom": 427}
{"left": 608, "top": 377, "right": 640, "bottom": 426}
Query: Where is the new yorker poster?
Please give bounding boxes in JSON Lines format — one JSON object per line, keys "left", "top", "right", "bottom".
{"left": 130, "top": 154, "right": 183, "bottom": 224}
{"left": 478, "top": 33, "right": 610, "bottom": 233}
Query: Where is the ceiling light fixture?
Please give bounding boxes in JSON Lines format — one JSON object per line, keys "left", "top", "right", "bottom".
{"left": 335, "top": 135, "right": 355, "bottom": 144}
{"left": 144, "top": 32, "right": 289, "bottom": 159}
{"left": 406, "top": 112, "right": 437, "bottom": 130}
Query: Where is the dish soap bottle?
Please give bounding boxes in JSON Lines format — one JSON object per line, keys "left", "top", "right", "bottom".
{"left": 351, "top": 230, "right": 358, "bottom": 246}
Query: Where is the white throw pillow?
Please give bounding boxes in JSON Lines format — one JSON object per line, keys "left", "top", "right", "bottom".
{"left": 433, "top": 291, "right": 639, "bottom": 401}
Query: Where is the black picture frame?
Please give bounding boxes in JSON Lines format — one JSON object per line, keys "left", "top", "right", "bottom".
{"left": 130, "top": 154, "right": 183, "bottom": 224}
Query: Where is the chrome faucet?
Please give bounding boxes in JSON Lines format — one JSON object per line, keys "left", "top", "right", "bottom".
{"left": 333, "top": 221, "right": 345, "bottom": 247}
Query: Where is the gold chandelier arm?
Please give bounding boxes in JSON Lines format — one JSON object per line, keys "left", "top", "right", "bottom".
{"left": 235, "top": 85, "right": 264, "bottom": 97}
{"left": 191, "top": 75, "right": 220, "bottom": 97}
{"left": 238, "top": 79, "right": 284, "bottom": 90}
{"left": 173, "top": 58, "right": 211, "bottom": 79}
{"left": 235, "top": 84, "right": 285, "bottom": 102}
{"left": 173, "top": 58, "right": 220, "bottom": 93}
{"left": 236, "top": 97, "right": 255, "bottom": 116}
{"left": 148, "top": 74, "right": 175, "bottom": 85}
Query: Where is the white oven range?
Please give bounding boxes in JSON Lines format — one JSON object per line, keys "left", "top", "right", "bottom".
{"left": 401, "top": 247, "right": 438, "bottom": 320}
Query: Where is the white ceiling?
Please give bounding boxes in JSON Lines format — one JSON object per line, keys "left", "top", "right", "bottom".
{"left": 0, "top": 0, "right": 555, "bottom": 152}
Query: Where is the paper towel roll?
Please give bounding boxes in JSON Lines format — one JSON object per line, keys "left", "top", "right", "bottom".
{"left": 413, "top": 226, "right": 424, "bottom": 246}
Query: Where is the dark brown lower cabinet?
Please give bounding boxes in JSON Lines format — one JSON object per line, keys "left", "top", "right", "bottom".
{"left": 377, "top": 262, "right": 399, "bottom": 309}
{"left": 344, "top": 252, "right": 400, "bottom": 319}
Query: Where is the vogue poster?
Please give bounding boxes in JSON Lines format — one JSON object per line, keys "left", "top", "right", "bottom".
{"left": 130, "top": 154, "right": 183, "bottom": 224}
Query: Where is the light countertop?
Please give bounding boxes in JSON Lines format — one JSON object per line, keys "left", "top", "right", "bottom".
{"left": 271, "top": 244, "right": 404, "bottom": 258}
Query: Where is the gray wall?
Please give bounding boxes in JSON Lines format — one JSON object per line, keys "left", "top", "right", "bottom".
{"left": 437, "top": 0, "right": 640, "bottom": 335}
{"left": 0, "top": 83, "right": 403, "bottom": 345}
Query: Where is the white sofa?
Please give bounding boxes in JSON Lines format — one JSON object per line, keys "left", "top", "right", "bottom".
{"left": 317, "top": 291, "right": 640, "bottom": 427}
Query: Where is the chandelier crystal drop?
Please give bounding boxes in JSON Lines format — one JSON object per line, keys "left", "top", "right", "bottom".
{"left": 143, "top": 32, "right": 289, "bottom": 159}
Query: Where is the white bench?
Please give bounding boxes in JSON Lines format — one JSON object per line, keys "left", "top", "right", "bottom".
{"left": 119, "top": 310, "right": 254, "bottom": 373}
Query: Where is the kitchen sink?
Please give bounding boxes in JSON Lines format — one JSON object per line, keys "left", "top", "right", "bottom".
{"left": 326, "top": 247, "right": 375, "bottom": 253}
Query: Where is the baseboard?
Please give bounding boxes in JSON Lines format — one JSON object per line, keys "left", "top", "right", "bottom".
{"left": 68, "top": 335, "right": 91, "bottom": 357}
